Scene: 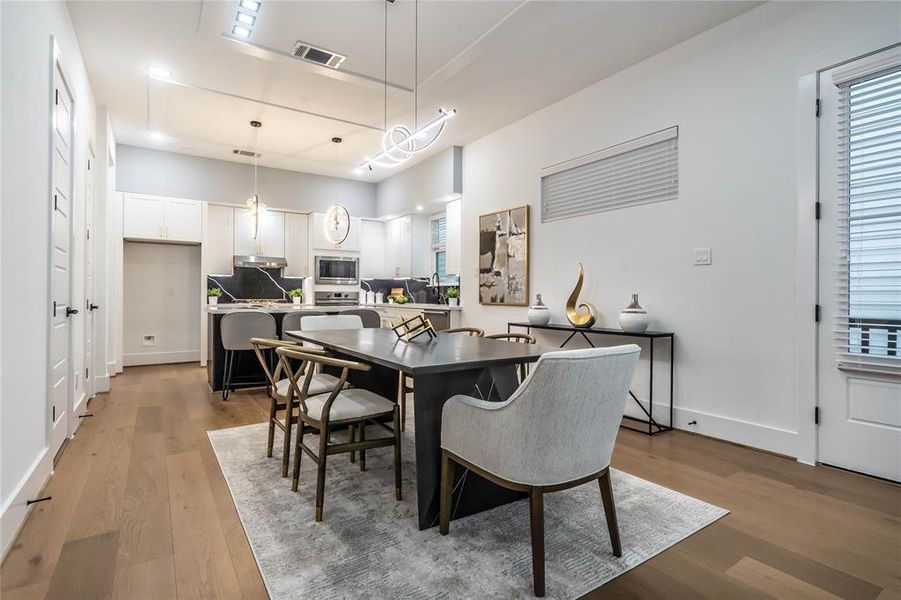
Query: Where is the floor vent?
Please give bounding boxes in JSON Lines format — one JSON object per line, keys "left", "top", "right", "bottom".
{"left": 291, "top": 40, "right": 346, "bottom": 69}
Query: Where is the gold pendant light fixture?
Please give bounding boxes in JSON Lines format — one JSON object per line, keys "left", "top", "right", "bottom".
{"left": 246, "top": 120, "right": 266, "bottom": 240}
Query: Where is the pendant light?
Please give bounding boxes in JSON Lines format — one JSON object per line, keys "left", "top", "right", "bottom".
{"left": 357, "top": 0, "right": 455, "bottom": 173}
{"left": 246, "top": 120, "right": 266, "bottom": 240}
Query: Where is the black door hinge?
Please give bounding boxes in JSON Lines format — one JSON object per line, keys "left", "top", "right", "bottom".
{"left": 814, "top": 406, "right": 820, "bottom": 425}
{"left": 815, "top": 304, "right": 821, "bottom": 322}
{"left": 55, "top": 89, "right": 59, "bottom": 106}
{"left": 52, "top": 405, "right": 56, "bottom": 421}
{"left": 815, "top": 98, "right": 821, "bottom": 118}
{"left": 85, "top": 368, "right": 89, "bottom": 379}
{"left": 53, "top": 300, "right": 57, "bottom": 317}
{"left": 53, "top": 194, "right": 58, "bottom": 211}
{"left": 815, "top": 202, "right": 821, "bottom": 220}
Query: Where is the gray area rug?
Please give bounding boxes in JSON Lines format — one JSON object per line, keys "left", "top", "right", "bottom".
{"left": 208, "top": 423, "right": 727, "bottom": 599}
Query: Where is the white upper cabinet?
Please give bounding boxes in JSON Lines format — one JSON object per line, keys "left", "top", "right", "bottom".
{"left": 311, "top": 212, "right": 362, "bottom": 252}
{"left": 234, "top": 208, "right": 285, "bottom": 256}
{"left": 384, "top": 215, "right": 412, "bottom": 277}
{"left": 360, "top": 219, "right": 385, "bottom": 278}
{"left": 124, "top": 193, "right": 202, "bottom": 243}
{"left": 284, "top": 212, "right": 309, "bottom": 278}
{"left": 205, "top": 204, "right": 234, "bottom": 276}
{"left": 445, "top": 198, "right": 461, "bottom": 275}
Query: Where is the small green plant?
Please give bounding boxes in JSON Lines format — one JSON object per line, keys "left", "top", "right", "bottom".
{"left": 207, "top": 287, "right": 223, "bottom": 298}
{"left": 394, "top": 294, "right": 409, "bottom": 304}
{"left": 288, "top": 288, "right": 303, "bottom": 299}
{"left": 445, "top": 286, "right": 460, "bottom": 299}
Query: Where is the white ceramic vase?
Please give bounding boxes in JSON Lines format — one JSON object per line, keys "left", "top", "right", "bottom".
{"left": 528, "top": 294, "right": 551, "bottom": 325}
{"left": 448, "top": 297, "right": 459, "bottom": 307}
{"left": 208, "top": 296, "right": 218, "bottom": 306}
{"left": 618, "top": 293, "right": 649, "bottom": 332}
{"left": 292, "top": 297, "right": 301, "bottom": 305}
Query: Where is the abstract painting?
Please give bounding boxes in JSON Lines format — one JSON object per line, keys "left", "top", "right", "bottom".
{"left": 479, "top": 205, "right": 529, "bottom": 305}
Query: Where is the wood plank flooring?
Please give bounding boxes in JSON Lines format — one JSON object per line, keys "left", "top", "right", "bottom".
{"left": 1, "top": 363, "right": 898, "bottom": 599}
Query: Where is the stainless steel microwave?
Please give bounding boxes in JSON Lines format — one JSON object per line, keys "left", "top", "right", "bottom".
{"left": 314, "top": 255, "right": 359, "bottom": 285}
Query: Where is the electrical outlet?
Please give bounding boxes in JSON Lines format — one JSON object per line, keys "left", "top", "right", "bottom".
{"left": 167, "top": 287, "right": 176, "bottom": 297}
{"left": 142, "top": 334, "right": 156, "bottom": 347}
{"left": 693, "top": 247, "right": 712, "bottom": 266}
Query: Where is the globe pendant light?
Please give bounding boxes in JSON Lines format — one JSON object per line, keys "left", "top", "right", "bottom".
{"left": 358, "top": 0, "right": 455, "bottom": 173}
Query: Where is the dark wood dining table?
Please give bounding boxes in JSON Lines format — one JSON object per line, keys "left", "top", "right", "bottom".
{"left": 284, "top": 327, "right": 555, "bottom": 530}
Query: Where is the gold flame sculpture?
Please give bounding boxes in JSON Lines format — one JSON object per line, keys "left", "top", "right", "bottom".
{"left": 565, "top": 262, "right": 597, "bottom": 328}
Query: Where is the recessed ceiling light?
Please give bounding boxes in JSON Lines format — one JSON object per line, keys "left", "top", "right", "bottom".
{"left": 147, "top": 66, "right": 171, "bottom": 79}
{"left": 240, "top": 0, "right": 261, "bottom": 12}
{"left": 236, "top": 12, "right": 255, "bottom": 26}
{"left": 232, "top": 24, "right": 251, "bottom": 38}
{"left": 149, "top": 131, "right": 166, "bottom": 142}
{"left": 415, "top": 205, "right": 424, "bottom": 211}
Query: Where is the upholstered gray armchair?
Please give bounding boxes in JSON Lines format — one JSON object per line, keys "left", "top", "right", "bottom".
{"left": 439, "top": 344, "right": 641, "bottom": 597}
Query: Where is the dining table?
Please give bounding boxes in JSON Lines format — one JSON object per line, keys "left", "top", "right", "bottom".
{"left": 284, "top": 327, "right": 556, "bottom": 530}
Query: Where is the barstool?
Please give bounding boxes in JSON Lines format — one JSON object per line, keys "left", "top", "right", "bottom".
{"left": 220, "top": 311, "right": 277, "bottom": 400}
{"left": 281, "top": 310, "right": 326, "bottom": 340}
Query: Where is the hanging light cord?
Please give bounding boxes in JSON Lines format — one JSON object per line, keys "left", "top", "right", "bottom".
{"left": 384, "top": 0, "right": 388, "bottom": 133}
{"left": 414, "top": 0, "right": 419, "bottom": 131}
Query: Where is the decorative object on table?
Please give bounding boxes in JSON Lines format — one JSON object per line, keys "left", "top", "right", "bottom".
{"left": 324, "top": 204, "right": 351, "bottom": 245}
{"left": 445, "top": 286, "right": 460, "bottom": 307}
{"left": 528, "top": 293, "right": 551, "bottom": 325}
{"left": 245, "top": 120, "right": 266, "bottom": 240}
{"left": 618, "top": 293, "right": 649, "bottom": 332}
{"left": 391, "top": 313, "right": 437, "bottom": 342}
{"left": 565, "top": 262, "right": 597, "bottom": 328}
{"left": 394, "top": 294, "right": 409, "bottom": 305}
{"left": 375, "top": 292, "right": 385, "bottom": 304}
{"left": 288, "top": 288, "right": 303, "bottom": 306}
{"left": 207, "top": 287, "right": 222, "bottom": 306}
{"left": 479, "top": 205, "right": 529, "bottom": 305}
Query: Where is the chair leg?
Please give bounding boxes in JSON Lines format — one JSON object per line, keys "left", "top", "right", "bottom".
{"left": 439, "top": 451, "right": 453, "bottom": 535}
{"left": 291, "top": 420, "right": 305, "bottom": 492}
{"left": 266, "top": 397, "right": 277, "bottom": 458}
{"left": 315, "top": 425, "right": 329, "bottom": 521}
{"left": 398, "top": 372, "right": 407, "bottom": 432}
{"left": 529, "top": 488, "right": 546, "bottom": 597}
{"left": 598, "top": 469, "right": 622, "bottom": 557}
{"left": 349, "top": 425, "right": 356, "bottom": 463}
{"left": 359, "top": 421, "right": 366, "bottom": 472}
{"left": 221, "top": 350, "right": 231, "bottom": 400}
{"left": 281, "top": 393, "right": 294, "bottom": 478}
{"left": 393, "top": 407, "right": 402, "bottom": 501}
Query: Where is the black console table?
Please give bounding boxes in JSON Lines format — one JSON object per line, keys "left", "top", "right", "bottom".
{"left": 507, "top": 322, "right": 675, "bottom": 436}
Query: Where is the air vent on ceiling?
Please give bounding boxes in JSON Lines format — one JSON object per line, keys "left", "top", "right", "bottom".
{"left": 233, "top": 149, "right": 260, "bottom": 158}
{"left": 291, "top": 40, "right": 346, "bottom": 69}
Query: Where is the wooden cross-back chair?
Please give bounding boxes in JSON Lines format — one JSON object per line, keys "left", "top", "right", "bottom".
{"left": 484, "top": 332, "right": 537, "bottom": 383}
{"left": 276, "top": 346, "right": 402, "bottom": 522}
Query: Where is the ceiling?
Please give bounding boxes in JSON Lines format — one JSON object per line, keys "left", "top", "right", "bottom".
{"left": 68, "top": 0, "right": 761, "bottom": 182}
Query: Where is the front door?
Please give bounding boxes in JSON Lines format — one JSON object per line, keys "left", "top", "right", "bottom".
{"left": 817, "top": 47, "right": 901, "bottom": 482}
{"left": 49, "top": 61, "right": 75, "bottom": 457}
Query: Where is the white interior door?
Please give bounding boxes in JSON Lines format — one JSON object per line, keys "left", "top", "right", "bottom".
{"left": 84, "top": 147, "right": 95, "bottom": 401}
{"left": 817, "top": 49, "right": 901, "bottom": 482}
{"left": 49, "top": 62, "right": 74, "bottom": 457}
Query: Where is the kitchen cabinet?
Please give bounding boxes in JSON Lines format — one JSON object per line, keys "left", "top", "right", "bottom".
{"left": 311, "top": 212, "right": 362, "bottom": 252}
{"left": 384, "top": 215, "right": 412, "bottom": 277}
{"left": 284, "top": 212, "right": 309, "bottom": 278}
{"left": 234, "top": 208, "right": 285, "bottom": 256}
{"left": 206, "top": 204, "right": 234, "bottom": 275}
{"left": 445, "top": 198, "right": 461, "bottom": 275}
{"left": 123, "top": 193, "right": 202, "bottom": 243}
{"left": 360, "top": 219, "right": 385, "bottom": 278}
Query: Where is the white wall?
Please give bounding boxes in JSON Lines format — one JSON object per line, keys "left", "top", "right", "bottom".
{"left": 116, "top": 145, "right": 377, "bottom": 217}
{"left": 0, "top": 0, "right": 98, "bottom": 554}
{"left": 94, "top": 109, "right": 117, "bottom": 385}
{"left": 376, "top": 146, "right": 462, "bottom": 218}
{"left": 460, "top": 1, "right": 901, "bottom": 458}
{"left": 123, "top": 242, "right": 201, "bottom": 366}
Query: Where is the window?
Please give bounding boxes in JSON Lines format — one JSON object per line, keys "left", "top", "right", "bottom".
{"left": 430, "top": 215, "right": 458, "bottom": 285}
{"left": 835, "top": 67, "right": 901, "bottom": 372}
{"left": 539, "top": 126, "right": 678, "bottom": 223}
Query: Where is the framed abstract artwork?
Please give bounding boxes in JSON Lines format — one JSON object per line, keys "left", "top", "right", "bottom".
{"left": 478, "top": 205, "right": 529, "bottom": 305}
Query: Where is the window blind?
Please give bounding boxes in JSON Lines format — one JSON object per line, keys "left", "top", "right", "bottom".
{"left": 539, "top": 126, "right": 678, "bottom": 223}
{"left": 431, "top": 216, "right": 446, "bottom": 249}
{"left": 834, "top": 67, "right": 901, "bottom": 374}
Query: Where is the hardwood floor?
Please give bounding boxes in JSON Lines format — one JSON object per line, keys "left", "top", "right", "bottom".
{"left": 1, "top": 363, "right": 898, "bottom": 599}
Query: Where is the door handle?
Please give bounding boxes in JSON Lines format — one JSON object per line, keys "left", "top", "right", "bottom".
{"left": 66, "top": 307, "right": 79, "bottom": 317}
{"left": 89, "top": 304, "right": 99, "bottom": 311}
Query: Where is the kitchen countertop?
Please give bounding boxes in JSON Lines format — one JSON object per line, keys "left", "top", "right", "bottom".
{"left": 205, "top": 302, "right": 462, "bottom": 313}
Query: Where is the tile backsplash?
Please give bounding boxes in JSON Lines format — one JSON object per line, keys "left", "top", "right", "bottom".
{"left": 207, "top": 268, "right": 303, "bottom": 301}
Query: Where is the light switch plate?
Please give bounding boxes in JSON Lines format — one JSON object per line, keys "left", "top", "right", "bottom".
{"left": 693, "top": 247, "right": 712, "bottom": 266}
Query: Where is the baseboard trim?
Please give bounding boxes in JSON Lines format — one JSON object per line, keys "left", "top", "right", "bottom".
{"left": 94, "top": 374, "right": 110, "bottom": 393}
{"left": 625, "top": 400, "right": 799, "bottom": 458}
{"left": 123, "top": 350, "right": 200, "bottom": 367}
{"left": 0, "top": 448, "right": 52, "bottom": 559}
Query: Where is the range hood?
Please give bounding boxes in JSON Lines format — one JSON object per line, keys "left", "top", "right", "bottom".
{"left": 234, "top": 255, "right": 288, "bottom": 268}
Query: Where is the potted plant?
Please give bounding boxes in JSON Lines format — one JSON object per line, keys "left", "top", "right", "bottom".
{"left": 207, "top": 287, "right": 223, "bottom": 306}
{"left": 289, "top": 288, "right": 303, "bottom": 306}
{"left": 445, "top": 286, "right": 460, "bottom": 307}
{"left": 394, "top": 294, "right": 409, "bottom": 305}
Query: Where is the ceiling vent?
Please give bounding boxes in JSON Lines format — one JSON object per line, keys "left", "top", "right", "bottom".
{"left": 291, "top": 40, "right": 346, "bottom": 69}
{"left": 233, "top": 149, "right": 260, "bottom": 158}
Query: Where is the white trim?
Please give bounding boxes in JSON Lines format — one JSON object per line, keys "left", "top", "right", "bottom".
{"left": 832, "top": 44, "right": 901, "bottom": 85}
{"left": 0, "top": 448, "right": 52, "bottom": 559}
{"left": 94, "top": 373, "right": 110, "bottom": 393}
{"left": 123, "top": 350, "right": 200, "bottom": 366}
{"left": 539, "top": 126, "right": 678, "bottom": 178}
